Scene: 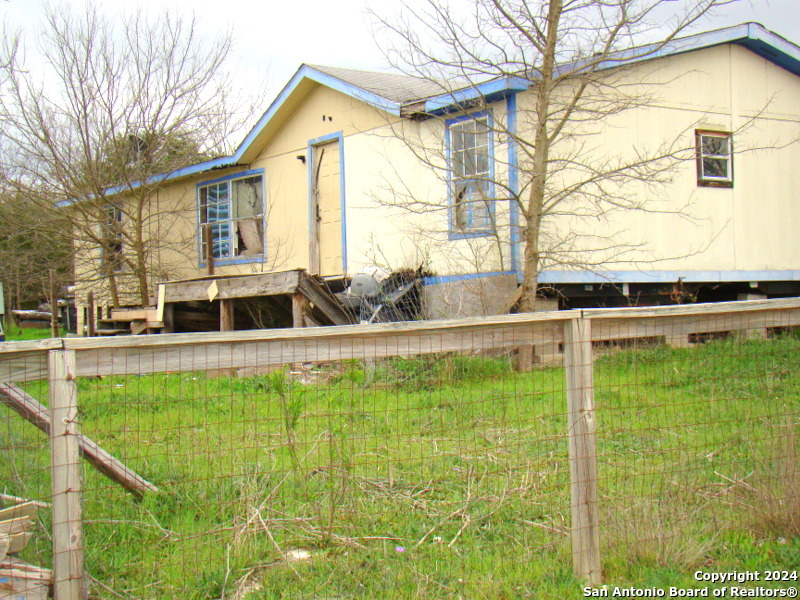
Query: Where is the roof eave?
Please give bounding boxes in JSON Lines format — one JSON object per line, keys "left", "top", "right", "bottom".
{"left": 56, "top": 156, "right": 239, "bottom": 207}
{"left": 418, "top": 75, "right": 530, "bottom": 116}
{"left": 556, "top": 23, "right": 800, "bottom": 78}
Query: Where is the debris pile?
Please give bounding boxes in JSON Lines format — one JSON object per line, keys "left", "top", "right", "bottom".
{"left": 0, "top": 500, "right": 52, "bottom": 600}
{"left": 337, "top": 266, "right": 427, "bottom": 323}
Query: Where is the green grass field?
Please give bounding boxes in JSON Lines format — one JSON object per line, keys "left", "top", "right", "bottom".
{"left": 3, "top": 324, "right": 59, "bottom": 341}
{"left": 2, "top": 333, "right": 799, "bottom": 598}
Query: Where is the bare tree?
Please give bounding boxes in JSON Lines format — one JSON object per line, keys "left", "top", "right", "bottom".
{"left": 373, "top": 0, "right": 743, "bottom": 312}
{"left": 0, "top": 185, "right": 71, "bottom": 311}
{"left": 0, "top": 3, "right": 254, "bottom": 307}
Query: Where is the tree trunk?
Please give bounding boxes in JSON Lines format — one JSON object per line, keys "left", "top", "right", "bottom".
{"left": 517, "top": 0, "right": 561, "bottom": 315}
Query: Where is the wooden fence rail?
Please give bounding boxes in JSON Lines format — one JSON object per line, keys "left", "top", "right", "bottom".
{"left": 1, "top": 296, "right": 799, "bottom": 597}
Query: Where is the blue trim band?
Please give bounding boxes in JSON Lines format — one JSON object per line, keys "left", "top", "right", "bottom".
{"left": 423, "top": 270, "right": 517, "bottom": 285}
{"left": 423, "top": 269, "right": 800, "bottom": 288}
{"left": 537, "top": 269, "right": 800, "bottom": 284}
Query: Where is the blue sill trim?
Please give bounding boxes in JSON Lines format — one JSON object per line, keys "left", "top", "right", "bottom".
{"left": 423, "top": 270, "right": 517, "bottom": 286}
{"left": 448, "top": 229, "right": 495, "bottom": 241}
{"left": 537, "top": 269, "right": 800, "bottom": 285}
{"left": 199, "top": 256, "right": 266, "bottom": 269}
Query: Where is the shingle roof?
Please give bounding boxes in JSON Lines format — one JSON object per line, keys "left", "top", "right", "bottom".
{"left": 307, "top": 64, "right": 447, "bottom": 105}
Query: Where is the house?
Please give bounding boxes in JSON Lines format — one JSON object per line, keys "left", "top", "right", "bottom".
{"left": 72, "top": 22, "right": 800, "bottom": 334}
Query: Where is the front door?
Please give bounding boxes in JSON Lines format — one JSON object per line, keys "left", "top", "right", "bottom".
{"left": 310, "top": 139, "right": 343, "bottom": 276}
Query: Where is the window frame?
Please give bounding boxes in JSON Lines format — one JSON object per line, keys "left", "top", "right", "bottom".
{"left": 446, "top": 111, "right": 496, "bottom": 239}
{"left": 696, "top": 130, "right": 733, "bottom": 188}
{"left": 196, "top": 169, "right": 266, "bottom": 266}
{"left": 100, "top": 204, "right": 125, "bottom": 274}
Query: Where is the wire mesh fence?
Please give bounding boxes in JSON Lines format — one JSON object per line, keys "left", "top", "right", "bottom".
{"left": 0, "top": 354, "right": 57, "bottom": 600}
{"left": 0, "top": 298, "right": 799, "bottom": 599}
{"left": 592, "top": 309, "right": 800, "bottom": 586}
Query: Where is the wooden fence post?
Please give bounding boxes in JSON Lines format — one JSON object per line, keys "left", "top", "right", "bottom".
{"left": 86, "top": 293, "right": 95, "bottom": 338}
{"left": 49, "top": 269, "right": 59, "bottom": 338}
{"left": 564, "top": 315, "right": 602, "bottom": 586}
{"left": 49, "top": 349, "right": 86, "bottom": 600}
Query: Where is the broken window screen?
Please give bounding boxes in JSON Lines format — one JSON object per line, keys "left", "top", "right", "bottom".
{"left": 233, "top": 176, "right": 265, "bottom": 256}
{"left": 696, "top": 131, "right": 733, "bottom": 187}
{"left": 449, "top": 115, "right": 493, "bottom": 232}
{"left": 199, "top": 173, "right": 264, "bottom": 261}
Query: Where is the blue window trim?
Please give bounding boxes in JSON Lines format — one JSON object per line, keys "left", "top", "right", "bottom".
{"left": 307, "top": 131, "right": 348, "bottom": 275}
{"left": 446, "top": 110, "right": 496, "bottom": 240}
{"left": 196, "top": 168, "right": 266, "bottom": 268}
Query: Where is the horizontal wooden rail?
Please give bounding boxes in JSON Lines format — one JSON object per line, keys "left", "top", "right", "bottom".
{"left": 582, "top": 296, "right": 800, "bottom": 319}
{"left": 0, "top": 382, "right": 159, "bottom": 498}
{"left": 0, "top": 297, "right": 797, "bottom": 381}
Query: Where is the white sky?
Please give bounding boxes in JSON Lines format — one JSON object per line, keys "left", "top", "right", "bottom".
{"left": 3, "top": 0, "right": 799, "bottom": 111}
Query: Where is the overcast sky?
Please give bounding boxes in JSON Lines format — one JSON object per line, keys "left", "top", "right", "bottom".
{"left": 3, "top": 0, "right": 799, "bottom": 107}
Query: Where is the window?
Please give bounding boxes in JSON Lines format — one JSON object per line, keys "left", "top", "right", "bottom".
{"left": 100, "top": 205, "right": 124, "bottom": 273}
{"left": 448, "top": 114, "right": 494, "bottom": 234}
{"left": 696, "top": 130, "right": 733, "bottom": 187}
{"left": 198, "top": 172, "right": 264, "bottom": 262}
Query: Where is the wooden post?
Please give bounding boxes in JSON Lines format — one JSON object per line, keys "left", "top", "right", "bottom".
{"left": 292, "top": 292, "right": 307, "bottom": 328}
{"left": 49, "top": 269, "right": 59, "bottom": 338}
{"left": 204, "top": 225, "right": 215, "bottom": 276}
{"left": 564, "top": 316, "right": 602, "bottom": 586}
{"left": 737, "top": 293, "right": 769, "bottom": 339}
{"left": 162, "top": 304, "right": 175, "bottom": 334}
{"left": 86, "top": 293, "right": 96, "bottom": 338}
{"left": 49, "top": 349, "right": 86, "bottom": 600}
{"left": 220, "top": 299, "right": 234, "bottom": 332}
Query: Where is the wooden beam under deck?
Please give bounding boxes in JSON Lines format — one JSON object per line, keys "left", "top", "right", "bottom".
{"left": 162, "top": 270, "right": 304, "bottom": 304}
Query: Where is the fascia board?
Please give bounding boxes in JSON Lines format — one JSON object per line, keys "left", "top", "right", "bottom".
{"left": 55, "top": 156, "right": 237, "bottom": 207}
{"left": 423, "top": 76, "right": 530, "bottom": 115}
{"left": 554, "top": 23, "right": 800, "bottom": 78}
{"left": 233, "top": 65, "right": 401, "bottom": 164}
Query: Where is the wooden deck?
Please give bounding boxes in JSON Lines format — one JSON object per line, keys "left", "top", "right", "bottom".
{"left": 103, "top": 269, "right": 355, "bottom": 335}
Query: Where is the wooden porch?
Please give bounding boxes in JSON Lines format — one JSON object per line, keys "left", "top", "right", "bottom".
{"left": 101, "top": 269, "right": 355, "bottom": 335}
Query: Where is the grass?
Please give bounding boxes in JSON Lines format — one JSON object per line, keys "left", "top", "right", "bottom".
{"left": 3, "top": 325, "right": 59, "bottom": 341}
{"left": 1, "top": 333, "right": 799, "bottom": 598}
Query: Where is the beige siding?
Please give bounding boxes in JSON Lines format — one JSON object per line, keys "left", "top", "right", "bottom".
{"left": 73, "top": 41, "right": 800, "bottom": 331}
{"left": 522, "top": 44, "right": 800, "bottom": 276}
